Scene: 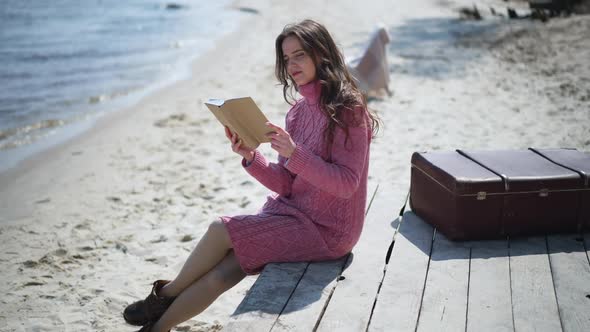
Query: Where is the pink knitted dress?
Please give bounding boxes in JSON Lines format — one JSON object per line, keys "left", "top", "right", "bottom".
{"left": 221, "top": 80, "right": 371, "bottom": 275}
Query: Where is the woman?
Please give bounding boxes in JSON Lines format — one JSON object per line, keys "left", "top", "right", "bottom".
{"left": 123, "top": 19, "right": 379, "bottom": 332}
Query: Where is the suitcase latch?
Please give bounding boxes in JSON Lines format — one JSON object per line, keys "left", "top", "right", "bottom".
{"left": 539, "top": 189, "right": 549, "bottom": 197}
{"left": 477, "top": 192, "right": 487, "bottom": 200}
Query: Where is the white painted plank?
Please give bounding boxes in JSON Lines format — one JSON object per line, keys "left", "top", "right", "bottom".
{"left": 271, "top": 257, "right": 347, "bottom": 331}
{"left": 510, "top": 237, "right": 562, "bottom": 332}
{"left": 224, "top": 262, "right": 307, "bottom": 332}
{"left": 368, "top": 211, "right": 434, "bottom": 332}
{"left": 547, "top": 234, "right": 590, "bottom": 332}
{"left": 417, "top": 230, "right": 470, "bottom": 332}
{"left": 466, "top": 240, "right": 513, "bottom": 332}
{"left": 316, "top": 188, "right": 406, "bottom": 332}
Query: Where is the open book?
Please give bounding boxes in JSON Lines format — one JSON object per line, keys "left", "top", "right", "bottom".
{"left": 205, "top": 97, "right": 272, "bottom": 149}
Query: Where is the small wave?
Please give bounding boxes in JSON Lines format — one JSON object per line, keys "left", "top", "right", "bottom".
{"left": 0, "top": 118, "right": 66, "bottom": 150}
{"left": 88, "top": 95, "right": 109, "bottom": 104}
{"left": 0, "top": 71, "right": 34, "bottom": 80}
{"left": 236, "top": 7, "right": 260, "bottom": 15}
{"left": 87, "top": 86, "right": 141, "bottom": 105}
{"left": 168, "top": 38, "right": 199, "bottom": 49}
{"left": 171, "top": 40, "right": 185, "bottom": 49}
{"left": 164, "top": 3, "right": 188, "bottom": 10}
{"left": 0, "top": 0, "right": 239, "bottom": 156}
{"left": 19, "top": 49, "right": 98, "bottom": 63}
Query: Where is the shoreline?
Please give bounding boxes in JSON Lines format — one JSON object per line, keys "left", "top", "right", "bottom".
{"left": 0, "top": 7, "right": 255, "bottom": 189}
{"left": 0, "top": 1, "right": 246, "bottom": 177}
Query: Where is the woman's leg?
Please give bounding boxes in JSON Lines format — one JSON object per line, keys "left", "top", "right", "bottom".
{"left": 159, "top": 220, "right": 232, "bottom": 297}
{"left": 151, "top": 250, "right": 246, "bottom": 332}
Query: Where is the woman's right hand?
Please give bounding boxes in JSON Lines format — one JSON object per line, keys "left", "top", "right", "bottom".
{"left": 225, "top": 126, "right": 255, "bottom": 162}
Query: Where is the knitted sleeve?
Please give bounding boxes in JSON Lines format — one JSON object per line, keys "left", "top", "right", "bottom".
{"left": 242, "top": 150, "right": 295, "bottom": 196}
{"left": 285, "top": 107, "right": 370, "bottom": 198}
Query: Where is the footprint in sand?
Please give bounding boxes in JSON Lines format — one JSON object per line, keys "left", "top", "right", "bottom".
{"left": 154, "top": 113, "right": 189, "bottom": 128}
{"left": 23, "top": 250, "right": 71, "bottom": 272}
{"left": 194, "top": 148, "right": 211, "bottom": 156}
{"left": 115, "top": 242, "right": 128, "bottom": 254}
{"left": 22, "top": 260, "right": 39, "bottom": 268}
{"left": 240, "top": 197, "right": 251, "bottom": 208}
{"left": 53, "top": 248, "right": 68, "bottom": 257}
{"left": 150, "top": 235, "right": 168, "bottom": 243}
{"left": 180, "top": 234, "right": 194, "bottom": 242}
{"left": 74, "top": 221, "right": 91, "bottom": 230}
{"left": 106, "top": 196, "right": 122, "bottom": 204}
{"left": 71, "top": 254, "right": 85, "bottom": 260}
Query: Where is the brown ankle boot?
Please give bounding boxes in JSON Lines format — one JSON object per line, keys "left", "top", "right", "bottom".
{"left": 136, "top": 321, "right": 170, "bottom": 332}
{"left": 124, "top": 280, "right": 175, "bottom": 326}
{"left": 137, "top": 322, "right": 154, "bottom": 332}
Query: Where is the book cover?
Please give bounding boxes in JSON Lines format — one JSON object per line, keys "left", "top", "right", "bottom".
{"left": 204, "top": 97, "right": 272, "bottom": 149}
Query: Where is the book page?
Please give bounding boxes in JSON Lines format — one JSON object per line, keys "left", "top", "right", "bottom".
{"left": 205, "top": 101, "right": 246, "bottom": 150}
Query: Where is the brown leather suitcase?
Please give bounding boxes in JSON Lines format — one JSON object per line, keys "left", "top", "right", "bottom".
{"left": 530, "top": 148, "right": 590, "bottom": 232}
{"left": 410, "top": 148, "right": 589, "bottom": 240}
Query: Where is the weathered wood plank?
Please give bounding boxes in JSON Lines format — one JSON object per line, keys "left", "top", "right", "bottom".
{"left": 416, "top": 230, "right": 470, "bottom": 332}
{"left": 466, "top": 239, "right": 513, "bottom": 332}
{"left": 510, "top": 237, "right": 562, "bottom": 332}
{"left": 368, "top": 211, "right": 434, "bottom": 332}
{"left": 271, "top": 257, "right": 347, "bottom": 331}
{"left": 316, "top": 188, "right": 405, "bottom": 332}
{"left": 224, "top": 262, "right": 308, "bottom": 332}
{"left": 547, "top": 234, "right": 590, "bottom": 332}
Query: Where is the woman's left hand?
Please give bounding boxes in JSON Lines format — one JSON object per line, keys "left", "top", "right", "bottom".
{"left": 266, "top": 122, "right": 296, "bottom": 158}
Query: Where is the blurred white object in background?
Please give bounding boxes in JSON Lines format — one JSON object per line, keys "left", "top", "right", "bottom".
{"left": 347, "top": 25, "right": 392, "bottom": 97}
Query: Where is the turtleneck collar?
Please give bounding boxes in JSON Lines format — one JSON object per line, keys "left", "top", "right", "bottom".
{"left": 298, "top": 80, "right": 322, "bottom": 104}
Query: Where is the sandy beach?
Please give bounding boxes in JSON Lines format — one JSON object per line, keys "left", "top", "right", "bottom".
{"left": 0, "top": 0, "right": 588, "bottom": 330}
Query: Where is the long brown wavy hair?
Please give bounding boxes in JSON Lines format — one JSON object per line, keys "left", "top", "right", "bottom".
{"left": 275, "top": 19, "right": 380, "bottom": 150}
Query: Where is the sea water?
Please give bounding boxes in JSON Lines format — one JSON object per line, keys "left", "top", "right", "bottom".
{"left": 0, "top": 0, "right": 240, "bottom": 171}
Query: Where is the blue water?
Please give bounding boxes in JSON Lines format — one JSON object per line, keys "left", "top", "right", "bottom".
{"left": 0, "top": 0, "right": 240, "bottom": 170}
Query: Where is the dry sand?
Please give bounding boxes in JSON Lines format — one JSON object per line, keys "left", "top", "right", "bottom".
{"left": 0, "top": 0, "right": 588, "bottom": 331}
